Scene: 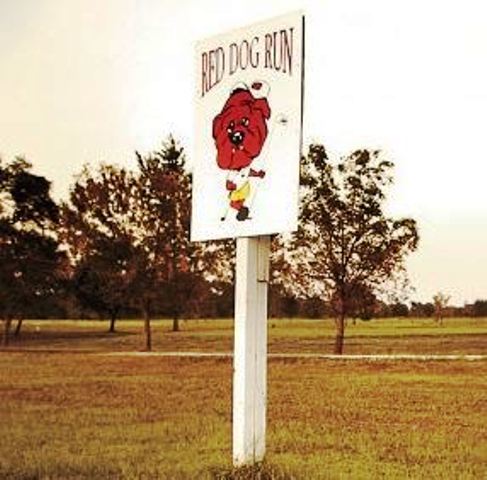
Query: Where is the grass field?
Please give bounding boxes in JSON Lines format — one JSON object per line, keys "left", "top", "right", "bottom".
{"left": 1, "top": 318, "right": 486, "bottom": 479}
{"left": 1, "top": 353, "right": 486, "bottom": 479}
{"left": 2, "top": 317, "right": 487, "bottom": 355}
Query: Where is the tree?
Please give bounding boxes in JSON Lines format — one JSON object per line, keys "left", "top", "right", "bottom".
{"left": 62, "top": 136, "right": 231, "bottom": 349}
{"left": 61, "top": 163, "right": 141, "bottom": 334}
{"left": 389, "top": 302, "right": 410, "bottom": 318}
{"left": 0, "top": 157, "right": 65, "bottom": 345}
{"left": 287, "top": 145, "right": 419, "bottom": 354}
{"left": 433, "top": 292, "right": 450, "bottom": 326}
{"left": 411, "top": 301, "right": 435, "bottom": 318}
{"left": 134, "top": 137, "right": 194, "bottom": 334}
{"left": 472, "top": 300, "right": 487, "bottom": 317}
{"left": 71, "top": 237, "right": 140, "bottom": 332}
{"left": 209, "top": 280, "right": 234, "bottom": 318}
{"left": 135, "top": 136, "right": 233, "bottom": 334}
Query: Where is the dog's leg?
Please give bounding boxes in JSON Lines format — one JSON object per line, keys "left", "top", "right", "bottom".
{"left": 236, "top": 206, "right": 250, "bottom": 221}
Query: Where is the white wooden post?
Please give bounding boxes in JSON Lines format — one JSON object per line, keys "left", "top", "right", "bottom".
{"left": 233, "top": 235, "right": 270, "bottom": 466}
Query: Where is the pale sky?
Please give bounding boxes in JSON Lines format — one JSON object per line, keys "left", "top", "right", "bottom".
{"left": 1, "top": 0, "right": 486, "bottom": 305}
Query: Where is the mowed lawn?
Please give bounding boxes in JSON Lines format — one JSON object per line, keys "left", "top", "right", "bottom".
{"left": 1, "top": 319, "right": 486, "bottom": 479}
{"left": 3, "top": 317, "right": 487, "bottom": 355}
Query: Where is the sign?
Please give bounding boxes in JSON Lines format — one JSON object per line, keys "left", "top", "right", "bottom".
{"left": 191, "top": 11, "right": 304, "bottom": 241}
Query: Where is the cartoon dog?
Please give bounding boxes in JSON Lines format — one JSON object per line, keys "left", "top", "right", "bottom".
{"left": 212, "top": 82, "right": 271, "bottom": 221}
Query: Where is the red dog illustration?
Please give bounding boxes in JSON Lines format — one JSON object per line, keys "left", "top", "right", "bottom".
{"left": 212, "top": 82, "right": 271, "bottom": 221}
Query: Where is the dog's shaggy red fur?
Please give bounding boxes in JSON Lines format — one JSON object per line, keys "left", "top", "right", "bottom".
{"left": 212, "top": 88, "right": 271, "bottom": 170}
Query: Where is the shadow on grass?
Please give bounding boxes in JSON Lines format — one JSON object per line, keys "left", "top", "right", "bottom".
{"left": 12, "top": 330, "right": 133, "bottom": 341}
{"left": 211, "top": 463, "right": 294, "bottom": 480}
{"left": 0, "top": 329, "right": 136, "bottom": 352}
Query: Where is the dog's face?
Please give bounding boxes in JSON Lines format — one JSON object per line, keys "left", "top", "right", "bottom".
{"left": 213, "top": 88, "right": 271, "bottom": 170}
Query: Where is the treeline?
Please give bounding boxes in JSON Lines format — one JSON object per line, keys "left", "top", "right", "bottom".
{"left": 347, "top": 300, "right": 487, "bottom": 319}
{"left": 274, "top": 297, "right": 487, "bottom": 320}
{"left": 15, "top": 291, "right": 487, "bottom": 322}
{"left": 1, "top": 138, "right": 233, "bottom": 347}
{"left": 1, "top": 138, "right": 479, "bottom": 353}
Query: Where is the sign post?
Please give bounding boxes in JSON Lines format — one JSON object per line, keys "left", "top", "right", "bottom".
{"left": 233, "top": 236, "right": 270, "bottom": 465}
{"left": 192, "top": 11, "right": 304, "bottom": 467}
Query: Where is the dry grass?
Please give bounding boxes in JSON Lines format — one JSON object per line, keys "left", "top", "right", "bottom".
{"left": 1, "top": 318, "right": 486, "bottom": 478}
{"left": 0, "top": 351, "right": 486, "bottom": 479}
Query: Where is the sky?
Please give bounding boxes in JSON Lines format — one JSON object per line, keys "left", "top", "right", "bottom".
{"left": 1, "top": 0, "right": 486, "bottom": 305}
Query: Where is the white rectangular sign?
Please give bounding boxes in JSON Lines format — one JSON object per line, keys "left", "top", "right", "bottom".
{"left": 191, "top": 11, "right": 304, "bottom": 241}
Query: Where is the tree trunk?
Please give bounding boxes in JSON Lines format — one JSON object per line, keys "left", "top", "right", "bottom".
{"left": 143, "top": 308, "right": 152, "bottom": 352}
{"left": 334, "top": 314, "right": 345, "bottom": 355}
{"left": 109, "top": 313, "right": 116, "bottom": 333}
{"left": 172, "top": 316, "right": 180, "bottom": 332}
{"left": 3, "top": 318, "right": 12, "bottom": 346}
{"left": 14, "top": 318, "right": 23, "bottom": 337}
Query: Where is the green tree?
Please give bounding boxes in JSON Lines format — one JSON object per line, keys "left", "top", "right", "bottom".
{"left": 287, "top": 145, "right": 419, "bottom": 354}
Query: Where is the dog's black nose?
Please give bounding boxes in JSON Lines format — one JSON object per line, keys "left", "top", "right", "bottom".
{"left": 229, "top": 130, "right": 245, "bottom": 145}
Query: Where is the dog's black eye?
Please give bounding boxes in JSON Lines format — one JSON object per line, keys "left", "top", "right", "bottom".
{"left": 241, "top": 117, "right": 249, "bottom": 127}
{"left": 227, "top": 121, "right": 235, "bottom": 133}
